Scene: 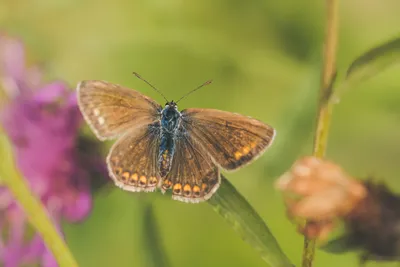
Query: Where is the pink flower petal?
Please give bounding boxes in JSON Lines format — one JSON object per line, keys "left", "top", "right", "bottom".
{"left": 63, "top": 191, "right": 92, "bottom": 222}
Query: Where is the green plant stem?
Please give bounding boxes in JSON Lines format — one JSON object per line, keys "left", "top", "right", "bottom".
{"left": 141, "top": 202, "right": 171, "bottom": 267}
{"left": 209, "top": 176, "right": 293, "bottom": 267}
{"left": 302, "top": 0, "right": 338, "bottom": 267}
{"left": 0, "top": 133, "right": 79, "bottom": 267}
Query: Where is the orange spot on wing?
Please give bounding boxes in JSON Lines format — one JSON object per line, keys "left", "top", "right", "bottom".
{"left": 149, "top": 176, "right": 158, "bottom": 186}
{"left": 234, "top": 151, "right": 243, "bottom": 160}
{"left": 242, "top": 146, "right": 250, "bottom": 155}
{"left": 183, "top": 184, "right": 192, "bottom": 196}
{"left": 162, "top": 179, "right": 172, "bottom": 189}
{"left": 173, "top": 183, "right": 182, "bottom": 194}
{"left": 201, "top": 183, "right": 208, "bottom": 192}
{"left": 129, "top": 173, "right": 138, "bottom": 185}
{"left": 131, "top": 173, "right": 138, "bottom": 181}
{"left": 122, "top": 172, "right": 130, "bottom": 181}
{"left": 193, "top": 185, "right": 201, "bottom": 197}
{"left": 139, "top": 175, "right": 147, "bottom": 185}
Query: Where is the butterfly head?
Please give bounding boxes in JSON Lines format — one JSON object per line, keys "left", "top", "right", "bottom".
{"left": 165, "top": 100, "right": 177, "bottom": 109}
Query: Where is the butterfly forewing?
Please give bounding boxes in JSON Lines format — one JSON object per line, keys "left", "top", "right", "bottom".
{"left": 161, "top": 128, "right": 220, "bottom": 203}
{"left": 107, "top": 123, "right": 161, "bottom": 192}
{"left": 77, "top": 79, "right": 276, "bottom": 204}
{"left": 181, "top": 108, "right": 275, "bottom": 170}
{"left": 77, "top": 80, "right": 162, "bottom": 140}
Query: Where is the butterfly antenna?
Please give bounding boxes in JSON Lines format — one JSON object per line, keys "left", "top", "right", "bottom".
{"left": 132, "top": 72, "right": 169, "bottom": 102}
{"left": 176, "top": 80, "right": 213, "bottom": 104}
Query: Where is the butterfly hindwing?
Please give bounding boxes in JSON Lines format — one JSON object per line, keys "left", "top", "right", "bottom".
{"left": 107, "top": 123, "right": 161, "bottom": 192}
{"left": 160, "top": 127, "right": 220, "bottom": 203}
{"left": 181, "top": 108, "right": 276, "bottom": 171}
{"left": 77, "top": 79, "right": 276, "bottom": 203}
{"left": 77, "top": 80, "right": 162, "bottom": 140}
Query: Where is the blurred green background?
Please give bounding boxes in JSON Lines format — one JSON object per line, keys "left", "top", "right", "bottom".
{"left": 1, "top": 0, "right": 400, "bottom": 266}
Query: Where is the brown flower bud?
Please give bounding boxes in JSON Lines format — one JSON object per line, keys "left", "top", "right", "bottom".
{"left": 276, "top": 156, "right": 367, "bottom": 240}
{"left": 277, "top": 156, "right": 400, "bottom": 263}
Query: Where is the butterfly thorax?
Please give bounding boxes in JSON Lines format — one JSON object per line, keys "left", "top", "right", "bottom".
{"left": 160, "top": 103, "right": 181, "bottom": 133}
{"left": 158, "top": 103, "right": 181, "bottom": 177}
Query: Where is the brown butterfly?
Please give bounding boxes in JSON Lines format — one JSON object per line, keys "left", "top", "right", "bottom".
{"left": 77, "top": 75, "right": 276, "bottom": 203}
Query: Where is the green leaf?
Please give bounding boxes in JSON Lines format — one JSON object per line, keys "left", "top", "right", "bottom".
{"left": 0, "top": 132, "right": 79, "bottom": 267}
{"left": 319, "top": 235, "right": 359, "bottom": 255}
{"left": 208, "top": 175, "right": 293, "bottom": 267}
{"left": 335, "top": 36, "right": 400, "bottom": 98}
{"left": 142, "top": 202, "right": 171, "bottom": 267}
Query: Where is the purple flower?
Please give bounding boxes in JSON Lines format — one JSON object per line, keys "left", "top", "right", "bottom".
{"left": 0, "top": 34, "right": 106, "bottom": 267}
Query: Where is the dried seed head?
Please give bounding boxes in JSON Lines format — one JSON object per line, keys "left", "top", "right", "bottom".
{"left": 340, "top": 181, "right": 400, "bottom": 263}
{"left": 276, "top": 156, "right": 367, "bottom": 240}
{"left": 278, "top": 157, "right": 400, "bottom": 263}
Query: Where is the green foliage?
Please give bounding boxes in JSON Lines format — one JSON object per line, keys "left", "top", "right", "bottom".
{"left": 335, "top": 36, "right": 400, "bottom": 100}
{"left": 142, "top": 202, "right": 171, "bottom": 267}
{"left": 209, "top": 176, "right": 293, "bottom": 267}
{"left": 320, "top": 236, "right": 359, "bottom": 255}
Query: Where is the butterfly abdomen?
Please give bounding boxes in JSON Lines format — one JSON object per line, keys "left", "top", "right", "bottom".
{"left": 158, "top": 134, "right": 175, "bottom": 178}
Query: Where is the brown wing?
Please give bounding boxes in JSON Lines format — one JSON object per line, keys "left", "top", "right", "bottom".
{"left": 77, "top": 80, "right": 162, "bottom": 140}
{"left": 181, "top": 108, "right": 276, "bottom": 170}
{"left": 107, "top": 123, "right": 161, "bottom": 192}
{"left": 160, "top": 129, "right": 220, "bottom": 203}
